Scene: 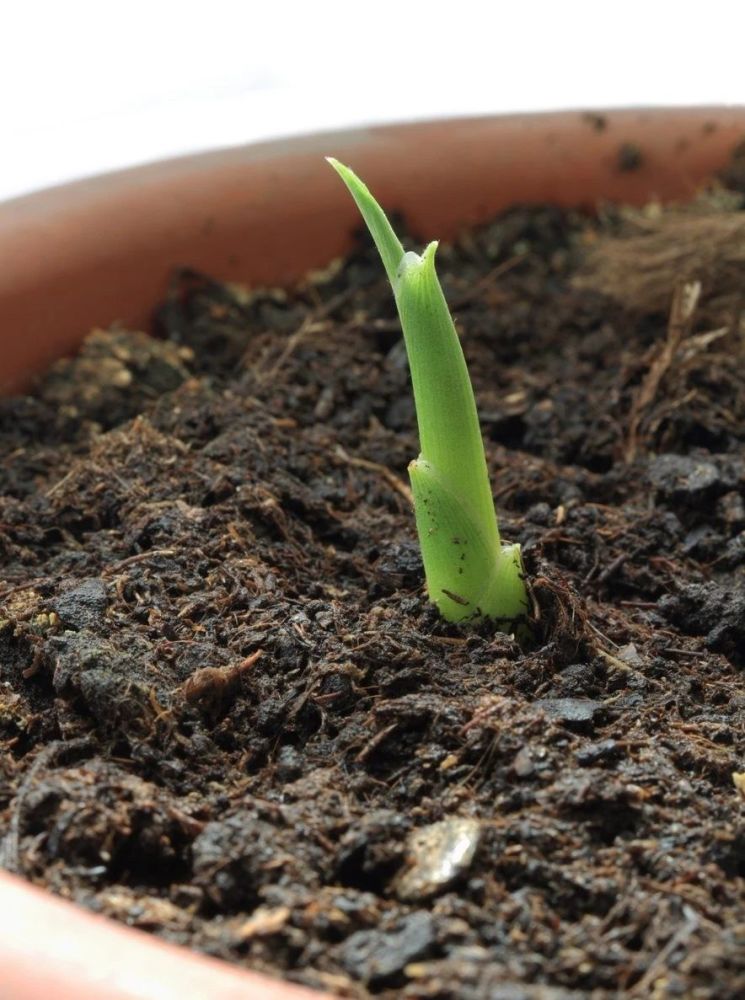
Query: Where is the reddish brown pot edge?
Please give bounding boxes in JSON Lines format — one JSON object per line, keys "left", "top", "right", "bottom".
{"left": 0, "top": 870, "right": 322, "bottom": 1000}
{"left": 1, "top": 107, "right": 744, "bottom": 1000}
{"left": 2, "top": 106, "right": 745, "bottom": 395}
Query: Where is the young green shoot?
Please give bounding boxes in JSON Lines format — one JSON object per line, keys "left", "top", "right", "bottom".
{"left": 328, "top": 158, "right": 528, "bottom": 628}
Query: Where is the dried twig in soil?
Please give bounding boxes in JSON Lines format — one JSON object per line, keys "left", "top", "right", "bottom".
{"left": 101, "top": 548, "right": 177, "bottom": 576}
{"left": 625, "top": 281, "right": 701, "bottom": 462}
{"left": 334, "top": 445, "right": 413, "bottom": 505}
{"left": 629, "top": 905, "right": 700, "bottom": 996}
{"left": 250, "top": 288, "right": 355, "bottom": 383}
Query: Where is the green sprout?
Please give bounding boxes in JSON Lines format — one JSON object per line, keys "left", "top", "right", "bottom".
{"left": 328, "top": 159, "right": 528, "bottom": 628}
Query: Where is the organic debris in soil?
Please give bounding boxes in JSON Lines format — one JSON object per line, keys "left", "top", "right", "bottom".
{"left": 1, "top": 192, "right": 745, "bottom": 999}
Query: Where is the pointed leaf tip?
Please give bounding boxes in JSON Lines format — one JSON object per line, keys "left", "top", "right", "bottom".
{"left": 328, "top": 157, "right": 404, "bottom": 287}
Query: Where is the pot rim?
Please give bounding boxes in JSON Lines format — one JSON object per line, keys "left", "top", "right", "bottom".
{"left": 1, "top": 106, "right": 744, "bottom": 1000}
{"left": 2, "top": 105, "right": 745, "bottom": 394}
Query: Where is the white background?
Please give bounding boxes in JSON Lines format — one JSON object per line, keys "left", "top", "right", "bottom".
{"left": 3, "top": 0, "right": 744, "bottom": 203}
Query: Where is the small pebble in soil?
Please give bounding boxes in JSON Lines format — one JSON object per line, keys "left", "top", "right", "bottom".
{"left": 575, "top": 739, "right": 622, "bottom": 767}
{"left": 339, "top": 910, "right": 436, "bottom": 986}
{"left": 512, "top": 746, "right": 535, "bottom": 778}
{"left": 647, "top": 453, "right": 720, "bottom": 501}
{"left": 659, "top": 581, "right": 745, "bottom": 664}
{"left": 534, "top": 697, "right": 604, "bottom": 731}
{"left": 51, "top": 577, "right": 108, "bottom": 631}
{"left": 648, "top": 452, "right": 745, "bottom": 506}
{"left": 616, "top": 643, "right": 644, "bottom": 667}
{"left": 394, "top": 818, "right": 483, "bottom": 902}
{"left": 274, "top": 745, "right": 304, "bottom": 781}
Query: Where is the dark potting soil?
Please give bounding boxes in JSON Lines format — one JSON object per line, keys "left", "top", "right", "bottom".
{"left": 1, "top": 189, "right": 745, "bottom": 999}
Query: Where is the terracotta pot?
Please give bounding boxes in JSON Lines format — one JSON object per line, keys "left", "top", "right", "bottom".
{"left": 1, "top": 107, "right": 744, "bottom": 998}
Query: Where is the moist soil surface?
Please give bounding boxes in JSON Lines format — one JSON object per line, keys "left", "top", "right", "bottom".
{"left": 2, "top": 189, "right": 745, "bottom": 999}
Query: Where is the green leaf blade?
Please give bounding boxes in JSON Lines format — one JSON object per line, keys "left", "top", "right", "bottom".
{"left": 329, "top": 158, "right": 529, "bottom": 629}
{"left": 326, "top": 157, "right": 403, "bottom": 286}
{"left": 396, "top": 243, "right": 498, "bottom": 543}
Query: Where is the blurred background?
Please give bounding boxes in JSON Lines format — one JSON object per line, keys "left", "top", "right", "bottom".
{"left": 3, "top": 0, "right": 744, "bottom": 202}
